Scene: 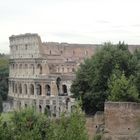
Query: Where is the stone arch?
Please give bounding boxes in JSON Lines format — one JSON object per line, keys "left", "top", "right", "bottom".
{"left": 66, "top": 97, "right": 70, "bottom": 109}
{"left": 24, "top": 84, "right": 27, "bottom": 95}
{"left": 37, "top": 64, "right": 42, "bottom": 74}
{"left": 15, "top": 83, "right": 17, "bottom": 93}
{"left": 37, "top": 84, "right": 42, "bottom": 95}
{"left": 19, "top": 101, "right": 21, "bottom": 109}
{"left": 39, "top": 105, "right": 42, "bottom": 113}
{"left": 25, "top": 104, "right": 27, "bottom": 108}
{"left": 44, "top": 105, "right": 51, "bottom": 116}
{"left": 19, "top": 83, "right": 22, "bottom": 94}
{"left": 13, "top": 64, "right": 15, "bottom": 69}
{"left": 30, "top": 84, "right": 34, "bottom": 95}
{"left": 12, "top": 82, "right": 14, "bottom": 93}
{"left": 62, "top": 84, "right": 68, "bottom": 95}
{"left": 53, "top": 106, "right": 56, "bottom": 117}
{"left": 56, "top": 77, "right": 61, "bottom": 95}
{"left": 45, "top": 85, "right": 51, "bottom": 96}
{"left": 72, "top": 68, "right": 75, "bottom": 72}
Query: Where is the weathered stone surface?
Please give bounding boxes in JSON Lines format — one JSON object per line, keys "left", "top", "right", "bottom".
{"left": 104, "top": 102, "right": 140, "bottom": 140}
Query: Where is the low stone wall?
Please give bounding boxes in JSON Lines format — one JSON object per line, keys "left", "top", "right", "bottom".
{"left": 103, "top": 102, "right": 140, "bottom": 140}
{"left": 86, "top": 112, "right": 104, "bottom": 140}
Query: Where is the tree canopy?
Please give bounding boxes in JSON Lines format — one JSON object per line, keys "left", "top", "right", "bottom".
{"left": 0, "top": 106, "right": 88, "bottom": 140}
{"left": 71, "top": 42, "right": 140, "bottom": 114}
{"left": 0, "top": 54, "right": 9, "bottom": 101}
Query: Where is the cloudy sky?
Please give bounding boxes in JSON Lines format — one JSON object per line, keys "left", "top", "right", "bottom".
{"left": 1, "top": 0, "right": 140, "bottom": 53}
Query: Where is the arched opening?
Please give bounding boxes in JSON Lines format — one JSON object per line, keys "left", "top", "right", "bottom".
{"left": 37, "top": 64, "right": 42, "bottom": 74}
{"left": 62, "top": 84, "right": 68, "bottom": 95}
{"left": 39, "top": 105, "right": 42, "bottom": 113}
{"left": 44, "top": 105, "right": 51, "bottom": 116}
{"left": 12, "top": 82, "right": 14, "bottom": 93}
{"left": 53, "top": 106, "right": 56, "bottom": 117}
{"left": 15, "top": 84, "right": 17, "bottom": 93}
{"left": 45, "top": 85, "right": 51, "bottom": 96}
{"left": 19, "top": 84, "right": 22, "bottom": 94}
{"left": 24, "top": 84, "right": 27, "bottom": 95}
{"left": 13, "top": 64, "right": 15, "bottom": 69}
{"left": 30, "top": 84, "right": 34, "bottom": 95}
{"left": 37, "top": 84, "right": 42, "bottom": 95}
{"left": 66, "top": 98, "right": 70, "bottom": 109}
{"left": 19, "top": 102, "right": 21, "bottom": 109}
{"left": 25, "top": 104, "right": 27, "bottom": 108}
{"left": 56, "top": 77, "right": 61, "bottom": 95}
{"left": 72, "top": 68, "right": 75, "bottom": 72}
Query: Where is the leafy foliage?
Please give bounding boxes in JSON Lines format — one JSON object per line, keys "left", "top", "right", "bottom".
{"left": 108, "top": 73, "right": 139, "bottom": 102}
{"left": 0, "top": 54, "right": 9, "bottom": 101}
{"left": 0, "top": 106, "right": 88, "bottom": 140}
{"left": 71, "top": 42, "right": 140, "bottom": 114}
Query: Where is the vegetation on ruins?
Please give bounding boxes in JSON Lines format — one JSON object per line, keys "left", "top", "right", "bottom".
{"left": 0, "top": 105, "right": 88, "bottom": 140}
{"left": 71, "top": 42, "right": 140, "bottom": 114}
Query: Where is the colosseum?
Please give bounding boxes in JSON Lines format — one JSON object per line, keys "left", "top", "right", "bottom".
{"left": 8, "top": 33, "right": 98, "bottom": 116}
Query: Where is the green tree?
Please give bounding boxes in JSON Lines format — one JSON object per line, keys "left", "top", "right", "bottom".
{"left": 108, "top": 73, "right": 139, "bottom": 102}
{"left": 11, "top": 108, "right": 49, "bottom": 140}
{"left": 71, "top": 42, "right": 136, "bottom": 114}
{"left": 0, "top": 54, "right": 9, "bottom": 101}
{"left": 47, "top": 104, "right": 88, "bottom": 140}
{"left": 0, "top": 105, "right": 88, "bottom": 140}
{"left": 0, "top": 96, "right": 3, "bottom": 113}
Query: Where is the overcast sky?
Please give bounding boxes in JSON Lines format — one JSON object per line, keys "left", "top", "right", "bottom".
{"left": 1, "top": 0, "right": 140, "bottom": 53}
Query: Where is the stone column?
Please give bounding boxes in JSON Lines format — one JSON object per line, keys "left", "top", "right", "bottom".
{"left": 51, "top": 81, "right": 58, "bottom": 96}
{"left": 27, "top": 83, "right": 30, "bottom": 96}
{"left": 42, "top": 83, "right": 45, "bottom": 96}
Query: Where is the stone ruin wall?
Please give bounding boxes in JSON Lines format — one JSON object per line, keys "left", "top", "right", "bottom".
{"left": 103, "top": 102, "right": 140, "bottom": 140}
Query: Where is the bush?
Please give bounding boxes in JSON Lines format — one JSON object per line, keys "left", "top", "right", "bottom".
{"left": 93, "top": 134, "right": 102, "bottom": 140}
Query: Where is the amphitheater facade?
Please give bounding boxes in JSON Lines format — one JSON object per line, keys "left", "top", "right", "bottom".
{"left": 8, "top": 33, "right": 97, "bottom": 116}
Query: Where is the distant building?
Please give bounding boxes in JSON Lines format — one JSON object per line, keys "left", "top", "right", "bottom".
{"left": 8, "top": 33, "right": 97, "bottom": 116}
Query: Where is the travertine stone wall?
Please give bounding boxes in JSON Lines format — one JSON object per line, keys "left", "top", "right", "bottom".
{"left": 9, "top": 33, "right": 42, "bottom": 59}
{"left": 104, "top": 102, "right": 140, "bottom": 140}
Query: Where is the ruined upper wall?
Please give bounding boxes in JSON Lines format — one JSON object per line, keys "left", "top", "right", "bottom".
{"left": 9, "top": 33, "right": 43, "bottom": 59}
{"left": 42, "top": 42, "right": 98, "bottom": 63}
{"left": 9, "top": 33, "right": 140, "bottom": 61}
